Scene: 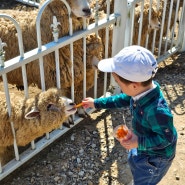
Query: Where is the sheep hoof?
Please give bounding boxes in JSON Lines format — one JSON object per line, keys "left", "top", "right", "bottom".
{"left": 78, "top": 114, "right": 87, "bottom": 118}
{"left": 77, "top": 107, "right": 90, "bottom": 118}
{"left": 16, "top": 85, "right": 24, "bottom": 91}
{"left": 63, "top": 122, "right": 71, "bottom": 128}
{"left": 78, "top": 111, "right": 90, "bottom": 118}
{"left": 70, "top": 121, "right": 75, "bottom": 125}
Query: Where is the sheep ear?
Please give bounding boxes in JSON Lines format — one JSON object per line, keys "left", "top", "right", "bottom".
{"left": 25, "top": 109, "right": 40, "bottom": 119}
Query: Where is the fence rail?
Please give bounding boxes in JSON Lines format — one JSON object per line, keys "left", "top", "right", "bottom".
{"left": 15, "top": 0, "right": 40, "bottom": 7}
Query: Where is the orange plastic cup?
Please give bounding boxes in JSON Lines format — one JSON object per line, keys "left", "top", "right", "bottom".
{"left": 113, "top": 124, "right": 132, "bottom": 141}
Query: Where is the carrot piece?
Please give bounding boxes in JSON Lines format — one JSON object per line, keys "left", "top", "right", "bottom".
{"left": 74, "top": 102, "right": 84, "bottom": 108}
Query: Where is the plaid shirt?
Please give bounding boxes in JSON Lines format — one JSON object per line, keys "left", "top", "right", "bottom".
{"left": 94, "top": 81, "right": 177, "bottom": 158}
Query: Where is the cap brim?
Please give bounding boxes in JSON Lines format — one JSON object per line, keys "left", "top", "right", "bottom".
{"left": 98, "top": 58, "right": 115, "bottom": 73}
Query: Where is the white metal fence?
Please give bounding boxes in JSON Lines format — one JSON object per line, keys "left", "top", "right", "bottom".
{"left": 15, "top": 0, "right": 40, "bottom": 7}
{"left": 0, "top": 0, "right": 185, "bottom": 181}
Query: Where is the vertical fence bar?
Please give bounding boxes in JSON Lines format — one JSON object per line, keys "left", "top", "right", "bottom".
{"left": 110, "top": 0, "right": 128, "bottom": 94}
{"left": 158, "top": 0, "right": 167, "bottom": 57}
{"left": 83, "top": 18, "right": 87, "bottom": 99}
{"left": 164, "top": 0, "right": 174, "bottom": 52}
{"left": 170, "top": 0, "right": 180, "bottom": 50}
{"left": 137, "top": 1, "right": 144, "bottom": 45}
{"left": 2, "top": 74, "right": 20, "bottom": 161}
{"left": 128, "top": 2, "right": 135, "bottom": 46}
{"left": 145, "top": 0, "right": 152, "bottom": 49}
{"left": 178, "top": 0, "right": 185, "bottom": 51}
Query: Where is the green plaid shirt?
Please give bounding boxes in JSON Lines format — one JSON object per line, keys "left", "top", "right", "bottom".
{"left": 94, "top": 81, "right": 177, "bottom": 158}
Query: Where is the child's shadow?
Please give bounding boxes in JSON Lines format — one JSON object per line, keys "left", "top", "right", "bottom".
{"left": 82, "top": 108, "right": 133, "bottom": 185}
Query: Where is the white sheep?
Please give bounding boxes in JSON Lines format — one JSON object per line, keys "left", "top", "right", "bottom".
{"left": 0, "top": 0, "right": 103, "bottom": 115}
{"left": 0, "top": 87, "right": 77, "bottom": 164}
{"left": 0, "top": 0, "right": 92, "bottom": 61}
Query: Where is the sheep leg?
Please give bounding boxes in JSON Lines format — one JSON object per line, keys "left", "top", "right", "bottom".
{"left": 63, "top": 115, "right": 74, "bottom": 128}
{"left": 77, "top": 107, "right": 89, "bottom": 118}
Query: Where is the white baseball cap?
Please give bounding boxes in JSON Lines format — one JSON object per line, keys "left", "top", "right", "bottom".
{"left": 98, "top": 45, "right": 158, "bottom": 82}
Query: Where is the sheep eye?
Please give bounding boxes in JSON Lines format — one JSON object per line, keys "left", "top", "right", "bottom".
{"left": 47, "top": 104, "right": 52, "bottom": 111}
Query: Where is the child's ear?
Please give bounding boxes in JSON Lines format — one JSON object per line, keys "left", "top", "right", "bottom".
{"left": 132, "top": 82, "right": 140, "bottom": 90}
{"left": 132, "top": 82, "right": 137, "bottom": 88}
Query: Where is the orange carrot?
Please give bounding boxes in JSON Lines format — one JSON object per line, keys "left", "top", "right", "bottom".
{"left": 74, "top": 102, "right": 84, "bottom": 108}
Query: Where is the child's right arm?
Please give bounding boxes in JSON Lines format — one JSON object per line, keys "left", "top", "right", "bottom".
{"left": 82, "top": 93, "right": 131, "bottom": 109}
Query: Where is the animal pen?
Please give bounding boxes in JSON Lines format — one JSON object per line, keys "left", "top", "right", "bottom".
{"left": 0, "top": 0, "right": 185, "bottom": 180}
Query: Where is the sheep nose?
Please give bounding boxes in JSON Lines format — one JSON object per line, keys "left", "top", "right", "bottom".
{"left": 82, "top": 8, "right": 91, "bottom": 16}
{"left": 69, "top": 103, "right": 75, "bottom": 106}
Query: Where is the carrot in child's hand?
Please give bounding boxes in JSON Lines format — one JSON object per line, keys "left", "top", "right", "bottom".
{"left": 74, "top": 102, "right": 84, "bottom": 108}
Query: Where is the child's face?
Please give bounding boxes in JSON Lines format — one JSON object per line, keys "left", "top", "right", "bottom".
{"left": 112, "top": 73, "right": 141, "bottom": 97}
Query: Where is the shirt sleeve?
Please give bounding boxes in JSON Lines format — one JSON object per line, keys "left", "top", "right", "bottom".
{"left": 138, "top": 106, "right": 176, "bottom": 151}
{"left": 94, "top": 93, "right": 131, "bottom": 109}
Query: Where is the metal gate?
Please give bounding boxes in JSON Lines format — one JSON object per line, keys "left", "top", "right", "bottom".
{"left": 0, "top": 0, "right": 185, "bottom": 181}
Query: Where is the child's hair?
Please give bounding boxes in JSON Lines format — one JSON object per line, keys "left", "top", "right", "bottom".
{"left": 114, "top": 73, "right": 153, "bottom": 87}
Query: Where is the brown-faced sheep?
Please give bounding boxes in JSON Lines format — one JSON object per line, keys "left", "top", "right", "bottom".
{"left": 132, "top": 3, "right": 161, "bottom": 48}
{"left": 143, "top": 0, "right": 183, "bottom": 51}
{"left": 0, "top": 88, "right": 77, "bottom": 164}
{"left": 0, "top": 0, "right": 103, "bottom": 110}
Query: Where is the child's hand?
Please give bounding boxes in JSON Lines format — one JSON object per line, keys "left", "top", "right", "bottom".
{"left": 82, "top": 97, "right": 95, "bottom": 109}
{"left": 119, "top": 132, "right": 138, "bottom": 150}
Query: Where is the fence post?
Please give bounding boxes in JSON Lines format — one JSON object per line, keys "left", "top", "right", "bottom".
{"left": 110, "top": 0, "right": 129, "bottom": 94}
{"left": 178, "top": 2, "right": 185, "bottom": 52}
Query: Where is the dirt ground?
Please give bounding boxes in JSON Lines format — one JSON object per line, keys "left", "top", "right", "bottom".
{"left": 155, "top": 52, "right": 185, "bottom": 185}
{"left": 0, "top": 52, "right": 184, "bottom": 185}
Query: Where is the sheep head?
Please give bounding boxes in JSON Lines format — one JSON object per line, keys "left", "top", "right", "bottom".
{"left": 68, "top": 0, "right": 92, "bottom": 18}
{"left": 148, "top": 7, "right": 161, "bottom": 34}
{"left": 136, "top": 4, "right": 161, "bottom": 34}
{"left": 39, "top": 0, "right": 91, "bottom": 18}
{"left": 24, "top": 90, "right": 77, "bottom": 120}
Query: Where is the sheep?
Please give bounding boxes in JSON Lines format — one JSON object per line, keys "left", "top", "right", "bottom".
{"left": 0, "top": 0, "right": 103, "bottom": 116}
{"left": 143, "top": 0, "right": 184, "bottom": 51}
{"left": 89, "top": 0, "right": 114, "bottom": 58}
{"left": 132, "top": 3, "right": 161, "bottom": 48}
{"left": 91, "top": 0, "right": 181, "bottom": 53}
{"left": 89, "top": 1, "right": 161, "bottom": 58}
{"left": 0, "top": 0, "right": 92, "bottom": 61}
{"left": 1, "top": 0, "right": 92, "bottom": 17}
{"left": 0, "top": 87, "right": 77, "bottom": 164}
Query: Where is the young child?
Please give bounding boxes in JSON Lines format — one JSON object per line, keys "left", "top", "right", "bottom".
{"left": 82, "top": 45, "right": 177, "bottom": 185}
